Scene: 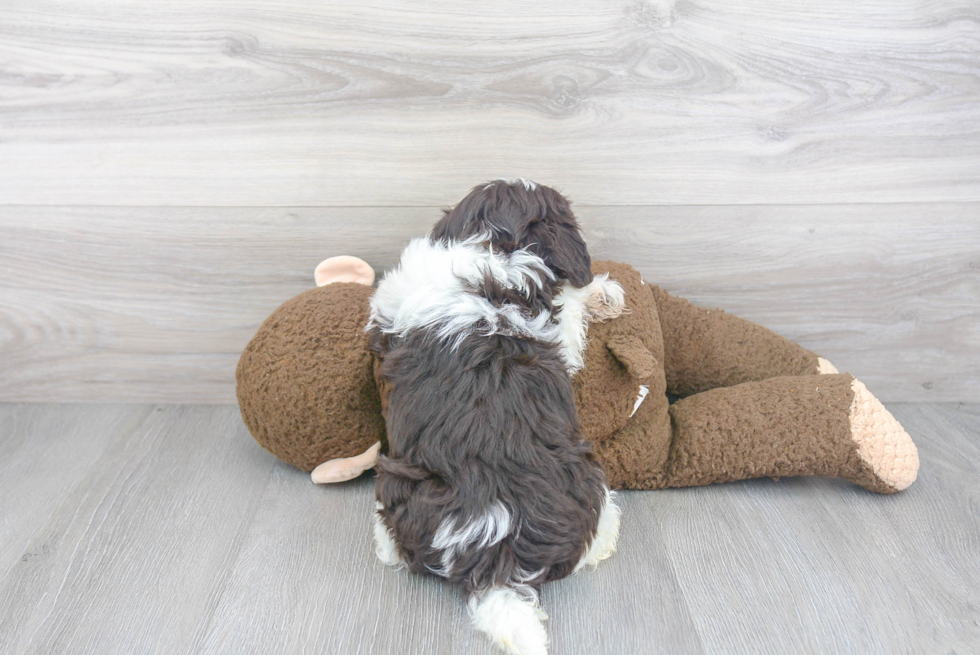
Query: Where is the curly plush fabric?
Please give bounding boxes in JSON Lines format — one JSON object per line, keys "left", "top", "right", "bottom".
{"left": 236, "top": 283, "right": 385, "bottom": 471}
{"left": 237, "top": 260, "right": 918, "bottom": 494}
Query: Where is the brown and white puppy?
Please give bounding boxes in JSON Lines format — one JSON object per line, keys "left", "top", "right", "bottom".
{"left": 367, "top": 180, "right": 623, "bottom": 655}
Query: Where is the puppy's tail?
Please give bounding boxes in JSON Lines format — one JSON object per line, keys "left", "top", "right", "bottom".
{"left": 468, "top": 586, "right": 548, "bottom": 655}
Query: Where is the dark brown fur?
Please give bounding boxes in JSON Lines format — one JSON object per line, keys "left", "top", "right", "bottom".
{"left": 432, "top": 180, "right": 594, "bottom": 289}
{"left": 372, "top": 328, "right": 606, "bottom": 595}
{"left": 372, "top": 180, "right": 607, "bottom": 599}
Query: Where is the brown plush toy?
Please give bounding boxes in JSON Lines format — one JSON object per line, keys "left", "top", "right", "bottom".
{"left": 237, "top": 257, "right": 918, "bottom": 493}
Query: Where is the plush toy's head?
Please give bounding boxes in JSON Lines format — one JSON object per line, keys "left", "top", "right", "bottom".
{"left": 236, "top": 281, "right": 385, "bottom": 471}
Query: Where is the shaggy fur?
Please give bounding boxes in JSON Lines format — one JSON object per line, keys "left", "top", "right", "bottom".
{"left": 368, "top": 181, "right": 621, "bottom": 655}
{"left": 432, "top": 179, "right": 594, "bottom": 289}
{"left": 368, "top": 236, "right": 623, "bottom": 374}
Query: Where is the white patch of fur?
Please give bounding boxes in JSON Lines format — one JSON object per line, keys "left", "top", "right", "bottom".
{"left": 630, "top": 385, "right": 649, "bottom": 417}
{"left": 373, "top": 502, "right": 405, "bottom": 568}
{"left": 369, "top": 238, "right": 626, "bottom": 375}
{"left": 429, "top": 501, "right": 512, "bottom": 578}
{"left": 368, "top": 236, "right": 555, "bottom": 349}
{"left": 575, "top": 488, "right": 621, "bottom": 572}
{"left": 552, "top": 274, "right": 626, "bottom": 374}
{"left": 485, "top": 178, "right": 537, "bottom": 191}
{"left": 468, "top": 587, "right": 548, "bottom": 655}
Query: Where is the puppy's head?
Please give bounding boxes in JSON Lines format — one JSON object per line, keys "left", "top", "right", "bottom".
{"left": 433, "top": 179, "right": 593, "bottom": 288}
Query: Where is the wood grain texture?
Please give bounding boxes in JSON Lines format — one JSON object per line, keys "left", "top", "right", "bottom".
{"left": 0, "top": 402, "right": 977, "bottom": 654}
{"left": 1, "top": 0, "right": 978, "bottom": 206}
{"left": 0, "top": 205, "right": 435, "bottom": 403}
{"left": 194, "top": 462, "right": 478, "bottom": 655}
{"left": 579, "top": 203, "right": 980, "bottom": 403}
{"left": 0, "top": 405, "right": 275, "bottom": 655}
{"left": 653, "top": 402, "right": 980, "bottom": 654}
{"left": 2, "top": 204, "right": 977, "bottom": 403}
{"left": 0, "top": 404, "right": 152, "bottom": 577}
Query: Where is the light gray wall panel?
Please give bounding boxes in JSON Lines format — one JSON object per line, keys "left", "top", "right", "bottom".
{"left": 1, "top": 204, "right": 976, "bottom": 402}
{"left": 0, "top": 0, "right": 977, "bottom": 206}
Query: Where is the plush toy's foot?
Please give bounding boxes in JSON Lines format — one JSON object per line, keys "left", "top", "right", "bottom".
{"left": 848, "top": 378, "right": 918, "bottom": 492}
{"left": 314, "top": 255, "right": 375, "bottom": 287}
{"left": 817, "top": 357, "right": 839, "bottom": 374}
{"left": 311, "top": 441, "right": 381, "bottom": 483}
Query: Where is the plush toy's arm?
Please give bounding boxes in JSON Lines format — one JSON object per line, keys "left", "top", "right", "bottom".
{"left": 311, "top": 442, "right": 382, "bottom": 483}
{"left": 649, "top": 285, "right": 837, "bottom": 398}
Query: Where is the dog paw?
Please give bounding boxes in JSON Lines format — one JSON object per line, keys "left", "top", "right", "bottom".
{"left": 372, "top": 505, "right": 405, "bottom": 568}
{"left": 576, "top": 488, "right": 621, "bottom": 571}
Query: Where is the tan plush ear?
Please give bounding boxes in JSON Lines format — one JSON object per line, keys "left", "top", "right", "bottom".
{"left": 606, "top": 335, "right": 658, "bottom": 381}
{"left": 314, "top": 256, "right": 376, "bottom": 287}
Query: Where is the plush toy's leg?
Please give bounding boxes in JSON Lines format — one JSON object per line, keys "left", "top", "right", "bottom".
{"left": 649, "top": 285, "right": 835, "bottom": 397}
{"left": 659, "top": 374, "right": 918, "bottom": 493}
{"left": 311, "top": 441, "right": 381, "bottom": 484}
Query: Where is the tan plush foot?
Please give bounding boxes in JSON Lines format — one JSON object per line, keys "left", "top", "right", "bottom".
{"left": 848, "top": 379, "right": 919, "bottom": 492}
{"left": 314, "top": 256, "right": 375, "bottom": 287}
{"left": 311, "top": 441, "right": 382, "bottom": 483}
{"left": 817, "top": 357, "right": 839, "bottom": 374}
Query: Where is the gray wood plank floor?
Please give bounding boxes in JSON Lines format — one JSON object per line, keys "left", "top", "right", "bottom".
{"left": 1, "top": 402, "right": 977, "bottom": 654}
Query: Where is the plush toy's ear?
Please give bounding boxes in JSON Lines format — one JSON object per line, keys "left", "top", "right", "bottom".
{"left": 314, "top": 256, "right": 376, "bottom": 287}
{"left": 606, "top": 335, "right": 658, "bottom": 381}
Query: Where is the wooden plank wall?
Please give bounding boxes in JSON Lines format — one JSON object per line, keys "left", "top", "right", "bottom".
{"left": 1, "top": 0, "right": 978, "bottom": 403}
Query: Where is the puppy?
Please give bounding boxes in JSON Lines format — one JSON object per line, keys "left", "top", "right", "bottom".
{"left": 367, "top": 180, "right": 624, "bottom": 655}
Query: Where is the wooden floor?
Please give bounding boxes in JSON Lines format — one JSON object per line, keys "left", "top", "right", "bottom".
{"left": 1, "top": 402, "right": 977, "bottom": 654}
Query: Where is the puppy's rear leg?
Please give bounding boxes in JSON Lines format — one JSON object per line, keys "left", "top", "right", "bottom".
{"left": 575, "top": 488, "right": 621, "bottom": 572}
{"left": 372, "top": 503, "right": 404, "bottom": 568}
{"left": 468, "top": 587, "right": 548, "bottom": 655}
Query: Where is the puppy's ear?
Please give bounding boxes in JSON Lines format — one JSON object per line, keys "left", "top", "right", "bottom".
{"left": 542, "top": 224, "right": 594, "bottom": 288}
{"left": 432, "top": 184, "right": 493, "bottom": 243}
{"left": 431, "top": 207, "right": 460, "bottom": 242}
{"left": 525, "top": 187, "right": 594, "bottom": 287}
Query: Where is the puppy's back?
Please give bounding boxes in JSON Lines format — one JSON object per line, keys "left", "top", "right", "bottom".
{"left": 375, "top": 329, "right": 607, "bottom": 591}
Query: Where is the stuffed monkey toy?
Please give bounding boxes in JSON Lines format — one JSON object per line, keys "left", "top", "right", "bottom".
{"left": 236, "top": 257, "right": 918, "bottom": 494}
